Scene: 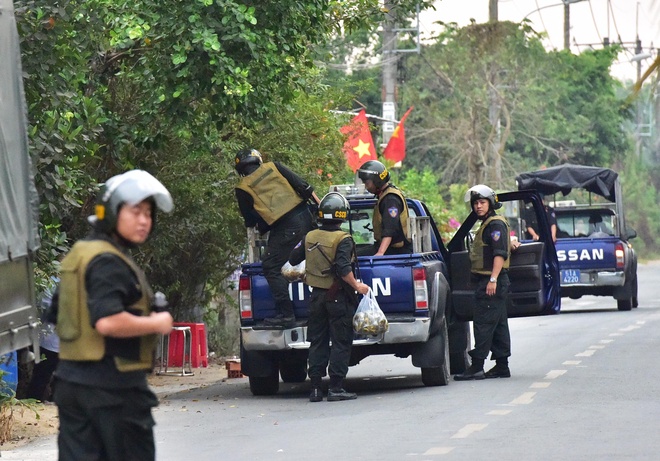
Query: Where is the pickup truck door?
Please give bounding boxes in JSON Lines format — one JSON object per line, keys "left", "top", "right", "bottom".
{"left": 446, "top": 191, "right": 561, "bottom": 320}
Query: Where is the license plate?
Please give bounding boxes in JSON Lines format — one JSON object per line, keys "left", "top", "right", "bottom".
{"left": 561, "top": 269, "right": 580, "bottom": 284}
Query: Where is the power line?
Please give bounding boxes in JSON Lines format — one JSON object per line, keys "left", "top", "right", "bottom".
{"left": 533, "top": 0, "right": 556, "bottom": 50}
{"left": 608, "top": 0, "right": 623, "bottom": 44}
{"left": 587, "top": 0, "right": 602, "bottom": 44}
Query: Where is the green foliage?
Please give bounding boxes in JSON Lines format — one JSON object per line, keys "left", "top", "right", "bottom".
{"left": 396, "top": 21, "right": 632, "bottom": 187}
{"left": 619, "top": 156, "right": 660, "bottom": 258}
{"left": 15, "top": 0, "right": 426, "bottom": 353}
{"left": 396, "top": 169, "right": 467, "bottom": 242}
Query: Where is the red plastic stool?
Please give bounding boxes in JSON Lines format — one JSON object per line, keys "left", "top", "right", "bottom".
{"left": 173, "top": 322, "right": 208, "bottom": 368}
{"left": 158, "top": 326, "right": 193, "bottom": 376}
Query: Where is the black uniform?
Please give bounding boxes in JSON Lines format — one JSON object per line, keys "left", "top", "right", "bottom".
{"left": 470, "top": 214, "right": 511, "bottom": 363}
{"left": 359, "top": 184, "right": 412, "bottom": 256}
{"left": 51, "top": 234, "right": 158, "bottom": 461}
{"left": 289, "top": 225, "right": 356, "bottom": 386}
{"left": 377, "top": 190, "right": 411, "bottom": 253}
{"left": 235, "top": 162, "right": 315, "bottom": 320}
{"left": 524, "top": 205, "right": 556, "bottom": 239}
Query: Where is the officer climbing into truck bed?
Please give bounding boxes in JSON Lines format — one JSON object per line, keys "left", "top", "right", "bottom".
{"left": 356, "top": 160, "right": 412, "bottom": 256}
{"left": 454, "top": 184, "right": 515, "bottom": 381}
{"left": 234, "top": 148, "right": 318, "bottom": 327}
{"left": 288, "top": 192, "right": 369, "bottom": 402}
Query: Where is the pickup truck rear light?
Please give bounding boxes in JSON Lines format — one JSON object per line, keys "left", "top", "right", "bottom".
{"left": 413, "top": 268, "right": 428, "bottom": 310}
{"left": 238, "top": 276, "right": 253, "bottom": 319}
{"left": 615, "top": 243, "right": 625, "bottom": 269}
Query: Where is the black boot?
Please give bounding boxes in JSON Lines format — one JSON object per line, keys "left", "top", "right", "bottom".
{"left": 309, "top": 377, "right": 323, "bottom": 402}
{"left": 454, "top": 359, "right": 485, "bottom": 381}
{"left": 485, "top": 359, "right": 511, "bottom": 379}
{"left": 264, "top": 314, "right": 296, "bottom": 327}
{"left": 327, "top": 376, "right": 356, "bottom": 401}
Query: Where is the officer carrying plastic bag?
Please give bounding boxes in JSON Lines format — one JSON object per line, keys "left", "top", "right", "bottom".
{"left": 353, "top": 288, "right": 388, "bottom": 335}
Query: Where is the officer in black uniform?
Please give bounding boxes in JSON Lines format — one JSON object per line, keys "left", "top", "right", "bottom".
{"left": 49, "top": 170, "right": 175, "bottom": 461}
{"left": 454, "top": 184, "right": 513, "bottom": 381}
{"left": 288, "top": 192, "right": 369, "bottom": 402}
{"left": 524, "top": 196, "right": 557, "bottom": 242}
{"left": 234, "top": 148, "right": 317, "bottom": 326}
{"left": 356, "top": 160, "right": 412, "bottom": 256}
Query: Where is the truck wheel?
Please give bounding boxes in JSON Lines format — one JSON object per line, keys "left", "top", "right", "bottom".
{"left": 617, "top": 272, "right": 636, "bottom": 311}
{"left": 617, "top": 297, "right": 632, "bottom": 311}
{"left": 249, "top": 372, "right": 280, "bottom": 396}
{"left": 279, "top": 353, "right": 308, "bottom": 383}
{"left": 421, "top": 321, "right": 450, "bottom": 387}
{"left": 448, "top": 320, "right": 470, "bottom": 374}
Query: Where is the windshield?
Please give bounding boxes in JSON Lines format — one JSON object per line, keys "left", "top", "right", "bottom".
{"left": 555, "top": 209, "right": 615, "bottom": 238}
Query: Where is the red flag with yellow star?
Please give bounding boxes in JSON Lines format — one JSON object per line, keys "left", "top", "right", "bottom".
{"left": 340, "top": 109, "right": 377, "bottom": 172}
{"left": 383, "top": 106, "right": 413, "bottom": 164}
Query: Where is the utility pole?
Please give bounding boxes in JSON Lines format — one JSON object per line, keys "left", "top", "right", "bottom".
{"left": 381, "top": 0, "right": 397, "bottom": 149}
{"left": 487, "top": 0, "right": 501, "bottom": 186}
{"left": 489, "top": 0, "right": 497, "bottom": 22}
{"left": 564, "top": 1, "right": 570, "bottom": 50}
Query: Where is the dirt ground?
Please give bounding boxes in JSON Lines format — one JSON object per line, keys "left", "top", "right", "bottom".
{"left": 0, "top": 360, "right": 230, "bottom": 451}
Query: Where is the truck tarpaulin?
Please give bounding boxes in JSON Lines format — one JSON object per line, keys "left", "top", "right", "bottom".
{"left": 515, "top": 164, "right": 618, "bottom": 202}
{"left": 0, "top": 0, "right": 40, "bottom": 262}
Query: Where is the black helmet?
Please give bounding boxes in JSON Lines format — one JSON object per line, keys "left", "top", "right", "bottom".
{"left": 89, "top": 170, "right": 174, "bottom": 234}
{"left": 464, "top": 184, "right": 502, "bottom": 210}
{"left": 234, "top": 148, "right": 263, "bottom": 176}
{"left": 357, "top": 160, "right": 390, "bottom": 189}
{"left": 318, "top": 192, "right": 349, "bottom": 223}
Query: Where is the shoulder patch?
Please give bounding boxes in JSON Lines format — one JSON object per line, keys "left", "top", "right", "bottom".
{"left": 491, "top": 230, "right": 501, "bottom": 242}
{"left": 388, "top": 207, "right": 399, "bottom": 218}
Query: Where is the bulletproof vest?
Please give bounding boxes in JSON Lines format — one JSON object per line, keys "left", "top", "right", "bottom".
{"left": 305, "top": 229, "right": 352, "bottom": 289}
{"left": 57, "top": 240, "right": 157, "bottom": 372}
{"left": 373, "top": 185, "right": 410, "bottom": 248}
{"left": 236, "top": 162, "right": 303, "bottom": 225}
{"left": 470, "top": 215, "right": 511, "bottom": 275}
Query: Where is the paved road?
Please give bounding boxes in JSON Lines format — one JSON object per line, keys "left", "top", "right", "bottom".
{"left": 5, "top": 261, "right": 660, "bottom": 460}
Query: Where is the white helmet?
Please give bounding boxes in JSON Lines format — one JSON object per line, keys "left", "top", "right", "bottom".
{"left": 464, "top": 184, "right": 501, "bottom": 210}
{"left": 90, "top": 170, "right": 173, "bottom": 233}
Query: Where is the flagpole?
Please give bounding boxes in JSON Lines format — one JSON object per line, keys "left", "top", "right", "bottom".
{"left": 329, "top": 110, "right": 402, "bottom": 124}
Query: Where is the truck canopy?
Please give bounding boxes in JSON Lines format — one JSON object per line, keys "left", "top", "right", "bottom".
{"left": 515, "top": 164, "right": 618, "bottom": 202}
{"left": 0, "top": 0, "right": 40, "bottom": 262}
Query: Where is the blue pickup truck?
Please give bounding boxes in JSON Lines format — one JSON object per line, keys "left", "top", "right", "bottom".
{"left": 516, "top": 164, "right": 638, "bottom": 311}
{"left": 238, "top": 185, "right": 560, "bottom": 395}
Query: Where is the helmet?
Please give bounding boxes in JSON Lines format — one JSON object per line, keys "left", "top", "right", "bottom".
{"left": 357, "top": 160, "right": 390, "bottom": 189}
{"left": 90, "top": 170, "right": 174, "bottom": 233}
{"left": 464, "top": 184, "right": 501, "bottom": 210}
{"left": 234, "top": 148, "right": 263, "bottom": 176}
{"left": 318, "top": 192, "right": 350, "bottom": 223}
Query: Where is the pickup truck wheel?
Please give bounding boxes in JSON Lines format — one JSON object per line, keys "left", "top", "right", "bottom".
{"left": 279, "top": 354, "right": 308, "bottom": 383}
{"left": 249, "top": 373, "right": 280, "bottom": 396}
{"left": 421, "top": 321, "right": 450, "bottom": 387}
{"left": 617, "top": 297, "right": 632, "bottom": 311}
{"left": 617, "top": 272, "right": 635, "bottom": 311}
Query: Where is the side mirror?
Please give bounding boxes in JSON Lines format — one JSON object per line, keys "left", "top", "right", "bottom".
{"left": 625, "top": 228, "right": 637, "bottom": 240}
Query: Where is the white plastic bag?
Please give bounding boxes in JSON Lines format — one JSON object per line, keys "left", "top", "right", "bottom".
{"left": 281, "top": 260, "right": 306, "bottom": 282}
{"left": 353, "top": 288, "right": 388, "bottom": 335}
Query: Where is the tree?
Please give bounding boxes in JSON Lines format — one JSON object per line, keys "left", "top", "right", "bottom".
{"left": 396, "top": 21, "right": 631, "bottom": 188}
{"left": 16, "top": 0, "right": 428, "bottom": 352}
